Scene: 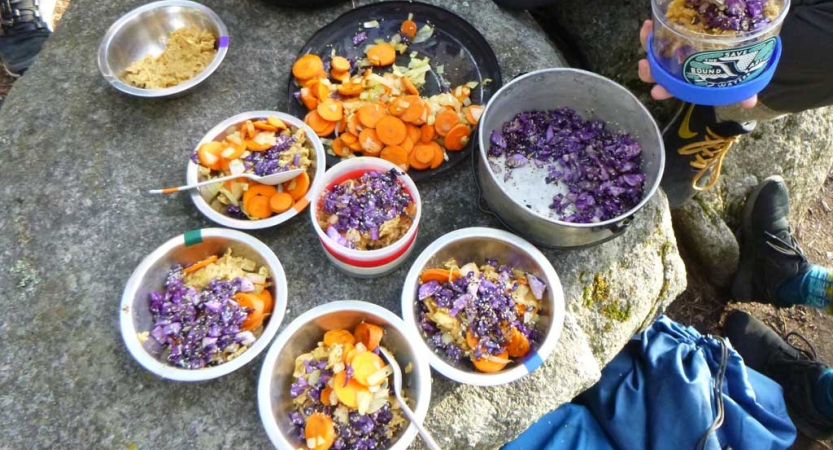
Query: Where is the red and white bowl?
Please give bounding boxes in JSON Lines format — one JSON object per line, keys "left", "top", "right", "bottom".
{"left": 309, "top": 158, "right": 422, "bottom": 278}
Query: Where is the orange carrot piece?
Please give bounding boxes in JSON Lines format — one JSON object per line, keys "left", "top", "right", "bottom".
{"left": 340, "top": 132, "right": 358, "bottom": 145}
{"left": 444, "top": 123, "right": 472, "bottom": 151}
{"left": 255, "top": 289, "right": 273, "bottom": 314}
{"left": 285, "top": 172, "right": 311, "bottom": 201}
{"left": 246, "top": 195, "right": 273, "bottom": 219}
{"left": 305, "top": 111, "right": 332, "bottom": 134}
{"left": 331, "top": 56, "right": 351, "bottom": 72}
{"left": 315, "top": 81, "right": 332, "bottom": 101}
{"left": 242, "top": 184, "right": 278, "bottom": 207}
{"left": 241, "top": 120, "right": 256, "bottom": 139}
{"left": 453, "top": 85, "right": 472, "bottom": 102}
{"left": 400, "top": 137, "right": 414, "bottom": 155}
{"left": 182, "top": 255, "right": 219, "bottom": 274}
{"left": 337, "top": 82, "right": 364, "bottom": 97}
{"left": 292, "top": 54, "right": 324, "bottom": 80}
{"left": 304, "top": 412, "right": 336, "bottom": 450}
{"left": 235, "top": 293, "right": 266, "bottom": 331}
{"left": 323, "top": 329, "right": 356, "bottom": 347}
{"left": 430, "top": 141, "right": 444, "bottom": 169}
{"left": 332, "top": 137, "right": 351, "bottom": 157}
{"left": 245, "top": 138, "right": 274, "bottom": 152}
{"left": 300, "top": 87, "right": 319, "bottom": 110}
{"left": 465, "top": 105, "right": 484, "bottom": 125}
{"left": 315, "top": 121, "right": 336, "bottom": 137}
{"left": 347, "top": 114, "right": 361, "bottom": 135}
{"left": 366, "top": 43, "right": 396, "bottom": 66}
{"left": 347, "top": 140, "right": 362, "bottom": 151}
{"left": 357, "top": 103, "right": 386, "bottom": 128}
{"left": 320, "top": 386, "right": 335, "bottom": 406}
{"left": 507, "top": 328, "right": 531, "bottom": 358}
{"left": 352, "top": 351, "right": 386, "bottom": 387}
{"left": 408, "top": 149, "right": 430, "bottom": 170}
{"left": 317, "top": 99, "right": 344, "bottom": 122}
{"left": 344, "top": 347, "right": 360, "bottom": 365}
{"left": 252, "top": 120, "right": 278, "bottom": 132}
{"left": 332, "top": 371, "right": 368, "bottom": 408}
{"left": 375, "top": 115, "right": 407, "bottom": 146}
{"left": 400, "top": 19, "right": 418, "bottom": 39}
{"left": 420, "top": 268, "right": 459, "bottom": 283}
{"left": 400, "top": 96, "right": 425, "bottom": 123}
{"left": 406, "top": 124, "right": 421, "bottom": 143}
{"left": 358, "top": 128, "right": 383, "bottom": 155}
{"left": 401, "top": 76, "right": 419, "bottom": 96}
{"left": 267, "top": 116, "right": 287, "bottom": 129}
{"left": 414, "top": 143, "right": 435, "bottom": 165}
{"left": 419, "top": 124, "right": 435, "bottom": 143}
{"left": 472, "top": 350, "right": 510, "bottom": 373}
{"left": 466, "top": 331, "right": 480, "bottom": 349}
{"left": 353, "top": 322, "right": 384, "bottom": 351}
{"left": 197, "top": 142, "right": 223, "bottom": 170}
{"left": 380, "top": 145, "right": 409, "bottom": 171}
{"left": 331, "top": 69, "right": 350, "bottom": 83}
{"left": 434, "top": 109, "right": 459, "bottom": 137}
{"left": 269, "top": 192, "right": 294, "bottom": 214}
{"left": 388, "top": 97, "right": 409, "bottom": 116}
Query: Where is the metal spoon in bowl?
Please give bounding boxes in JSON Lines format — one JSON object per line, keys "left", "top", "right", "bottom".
{"left": 378, "top": 347, "right": 442, "bottom": 450}
{"left": 147, "top": 169, "right": 305, "bottom": 195}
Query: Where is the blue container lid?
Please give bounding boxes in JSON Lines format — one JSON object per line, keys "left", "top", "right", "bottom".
{"left": 647, "top": 33, "right": 782, "bottom": 106}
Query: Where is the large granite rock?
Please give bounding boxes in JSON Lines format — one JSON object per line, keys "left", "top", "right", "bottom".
{"left": 0, "top": 0, "right": 685, "bottom": 448}
{"left": 538, "top": 0, "right": 833, "bottom": 288}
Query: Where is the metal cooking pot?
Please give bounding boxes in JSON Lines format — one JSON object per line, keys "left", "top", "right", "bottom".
{"left": 475, "top": 68, "right": 665, "bottom": 248}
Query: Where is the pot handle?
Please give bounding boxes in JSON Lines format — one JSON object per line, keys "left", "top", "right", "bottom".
{"left": 470, "top": 145, "right": 497, "bottom": 217}
{"left": 610, "top": 215, "right": 634, "bottom": 234}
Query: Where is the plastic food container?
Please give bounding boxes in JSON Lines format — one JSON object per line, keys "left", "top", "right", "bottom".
{"left": 401, "top": 228, "right": 565, "bottom": 386}
{"left": 648, "top": 0, "right": 789, "bottom": 105}
{"left": 309, "top": 158, "right": 422, "bottom": 278}
{"left": 119, "top": 228, "right": 288, "bottom": 381}
{"left": 187, "top": 111, "right": 326, "bottom": 230}
{"left": 258, "top": 300, "right": 431, "bottom": 450}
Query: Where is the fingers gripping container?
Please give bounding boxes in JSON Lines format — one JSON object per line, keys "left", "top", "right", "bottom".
{"left": 648, "top": 0, "right": 789, "bottom": 106}
{"left": 310, "top": 158, "right": 422, "bottom": 278}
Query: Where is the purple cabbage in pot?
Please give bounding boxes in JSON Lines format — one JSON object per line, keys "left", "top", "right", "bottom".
{"left": 490, "top": 108, "right": 645, "bottom": 223}
{"left": 683, "top": 0, "right": 773, "bottom": 32}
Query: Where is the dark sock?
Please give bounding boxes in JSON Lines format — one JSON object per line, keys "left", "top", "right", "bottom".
{"left": 776, "top": 265, "right": 833, "bottom": 309}
{"left": 814, "top": 368, "right": 833, "bottom": 419}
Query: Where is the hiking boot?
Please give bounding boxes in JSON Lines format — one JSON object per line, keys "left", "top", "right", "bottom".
{"left": 732, "top": 176, "right": 811, "bottom": 306}
{"left": 660, "top": 102, "right": 754, "bottom": 208}
{"left": 724, "top": 310, "right": 833, "bottom": 440}
{"left": 0, "top": 0, "right": 51, "bottom": 77}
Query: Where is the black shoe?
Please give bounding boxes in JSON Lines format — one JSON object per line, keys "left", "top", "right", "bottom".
{"left": 660, "top": 102, "right": 753, "bottom": 208}
{"left": 724, "top": 310, "right": 833, "bottom": 440}
{"left": 0, "top": 0, "right": 51, "bottom": 77}
{"left": 732, "top": 176, "right": 811, "bottom": 306}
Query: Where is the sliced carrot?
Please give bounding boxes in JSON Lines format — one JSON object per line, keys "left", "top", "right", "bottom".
{"left": 317, "top": 99, "right": 344, "bottom": 122}
{"left": 305, "top": 111, "right": 332, "bottom": 134}
{"left": 197, "top": 143, "right": 223, "bottom": 170}
{"left": 182, "top": 255, "right": 218, "bottom": 274}
{"left": 453, "top": 85, "right": 471, "bottom": 102}
{"left": 357, "top": 103, "right": 386, "bottom": 128}
{"left": 465, "top": 105, "right": 484, "bottom": 125}
{"left": 400, "top": 137, "right": 414, "bottom": 155}
{"left": 252, "top": 120, "right": 278, "bottom": 132}
{"left": 406, "top": 124, "right": 421, "bottom": 144}
{"left": 242, "top": 184, "right": 277, "bottom": 207}
{"left": 353, "top": 322, "right": 384, "bottom": 351}
{"left": 240, "top": 120, "right": 256, "bottom": 139}
{"left": 466, "top": 331, "right": 480, "bottom": 349}
{"left": 269, "top": 192, "right": 294, "bottom": 214}
{"left": 375, "top": 115, "right": 407, "bottom": 146}
{"left": 332, "top": 371, "right": 368, "bottom": 408}
{"left": 315, "top": 81, "right": 332, "bottom": 101}
{"left": 358, "top": 128, "right": 383, "bottom": 155}
{"left": 420, "top": 268, "right": 460, "bottom": 283}
{"left": 352, "top": 351, "right": 386, "bottom": 387}
{"left": 408, "top": 150, "right": 430, "bottom": 170}
{"left": 340, "top": 132, "right": 358, "bottom": 145}
{"left": 347, "top": 140, "right": 362, "bottom": 152}
{"left": 331, "top": 69, "right": 350, "bottom": 83}
{"left": 419, "top": 124, "right": 435, "bottom": 143}
{"left": 332, "top": 137, "right": 351, "bottom": 157}
{"left": 335, "top": 118, "right": 347, "bottom": 134}
{"left": 414, "top": 143, "right": 434, "bottom": 165}
{"left": 331, "top": 56, "right": 351, "bottom": 72}
{"left": 472, "top": 350, "right": 510, "bottom": 373}
{"left": 320, "top": 386, "right": 335, "bottom": 406}
{"left": 347, "top": 114, "right": 361, "bottom": 135}
{"left": 401, "top": 76, "right": 419, "bottom": 96}
{"left": 400, "top": 19, "right": 418, "bottom": 39}
{"left": 434, "top": 109, "right": 459, "bottom": 137}
{"left": 246, "top": 195, "right": 273, "bottom": 219}
{"left": 342, "top": 343, "right": 355, "bottom": 364}
{"left": 300, "top": 87, "right": 319, "bottom": 110}
{"left": 430, "top": 141, "right": 444, "bottom": 169}
{"left": 344, "top": 347, "right": 360, "bottom": 365}
{"left": 507, "top": 327, "right": 531, "bottom": 358}
{"left": 380, "top": 145, "right": 409, "bottom": 171}
{"left": 400, "top": 96, "right": 425, "bottom": 123}
{"left": 285, "top": 172, "right": 311, "bottom": 201}
{"left": 235, "top": 293, "right": 266, "bottom": 331}
{"left": 444, "top": 123, "right": 472, "bottom": 151}
{"left": 337, "top": 81, "right": 364, "bottom": 97}
{"left": 293, "top": 54, "right": 324, "bottom": 80}
{"left": 388, "top": 97, "right": 409, "bottom": 116}
{"left": 323, "top": 329, "right": 356, "bottom": 347}
{"left": 366, "top": 43, "right": 396, "bottom": 66}
{"left": 315, "top": 121, "right": 336, "bottom": 137}
{"left": 245, "top": 138, "right": 274, "bottom": 152}
{"left": 267, "top": 116, "right": 287, "bottom": 129}
{"left": 304, "top": 412, "right": 336, "bottom": 450}
{"left": 255, "top": 289, "right": 273, "bottom": 314}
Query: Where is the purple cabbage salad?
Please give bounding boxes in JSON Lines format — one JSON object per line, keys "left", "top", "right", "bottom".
{"left": 288, "top": 339, "right": 406, "bottom": 449}
{"left": 489, "top": 107, "right": 645, "bottom": 223}
{"left": 141, "top": 250, "right": 269, "bottom": 369}
{"left": 417, "top": 259, "right": 545, "bottom": 371}
{"left": 318, "top": 168, "right": 416, "bottom": 251}
{"left": 679, "top": 0, "right": 775, "bottom": 32}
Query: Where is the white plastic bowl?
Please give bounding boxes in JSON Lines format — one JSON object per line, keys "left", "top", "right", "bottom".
{"left": 309, "top": 157, "right": 422, "bottom": 278}
{"left": 187, "top": 111, "right": 326, "bottom": 230}
{"left": 120, "top": 228, "right": 288, "bottom": 381}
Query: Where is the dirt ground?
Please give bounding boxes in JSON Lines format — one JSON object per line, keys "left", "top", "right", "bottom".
{"left": 667, "top": 173, "right": 833, "bottom": 450}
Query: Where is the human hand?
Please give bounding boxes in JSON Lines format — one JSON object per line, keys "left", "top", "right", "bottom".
{"left": 637, "top": 19, "right": 758, "bottom": 109}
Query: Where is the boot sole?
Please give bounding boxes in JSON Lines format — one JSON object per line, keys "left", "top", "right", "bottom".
{"left": 787, "top": 405, "right": 833, "bottom": 441}
{"left": 731, "top": 175, "right": 785, "bottom": 302}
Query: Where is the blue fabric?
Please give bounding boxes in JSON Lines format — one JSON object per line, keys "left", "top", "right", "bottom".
{"left": 504, "top": 316, "right": 796, "bottom": 450}
{"left": 814, "top": 368, "right": 833, "bottom": 419}
{"left": 777, "top": 265, "right": 833, "bottom": 309}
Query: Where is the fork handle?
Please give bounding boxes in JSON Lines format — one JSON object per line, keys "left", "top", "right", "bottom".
{"left": 396, "top": 393, "right": 442, "bottom": 450}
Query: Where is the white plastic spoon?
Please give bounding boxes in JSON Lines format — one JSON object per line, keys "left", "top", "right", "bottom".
{"left": 148, "top": 169, "right": 305, "bottom": 195}
{"left": 379, "top": 347, "right": 442, "bottom": 450}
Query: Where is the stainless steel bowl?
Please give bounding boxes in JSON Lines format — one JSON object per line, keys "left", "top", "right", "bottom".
{"left": 401, "top": 228, "right": 565, "bottom": 386}
{"left": 98, "top": 0, "right": 229, "bottom": 98}
{"left": 476, "top": 68, "right": 665, "bottom": 248}
{"left": 258, "top": 301, "right": 431, "bottom": 450}
{"left": 120, "top": 228, "right": 288, "bottom": 382}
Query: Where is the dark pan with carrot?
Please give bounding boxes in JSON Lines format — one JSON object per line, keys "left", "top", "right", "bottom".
{"left": 286, "top": 1, "right": 501, "bottom": 181}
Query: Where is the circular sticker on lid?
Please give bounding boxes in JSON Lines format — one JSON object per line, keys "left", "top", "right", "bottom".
{"left": 682, "top": 36, "right": 777, "bottom": 88}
